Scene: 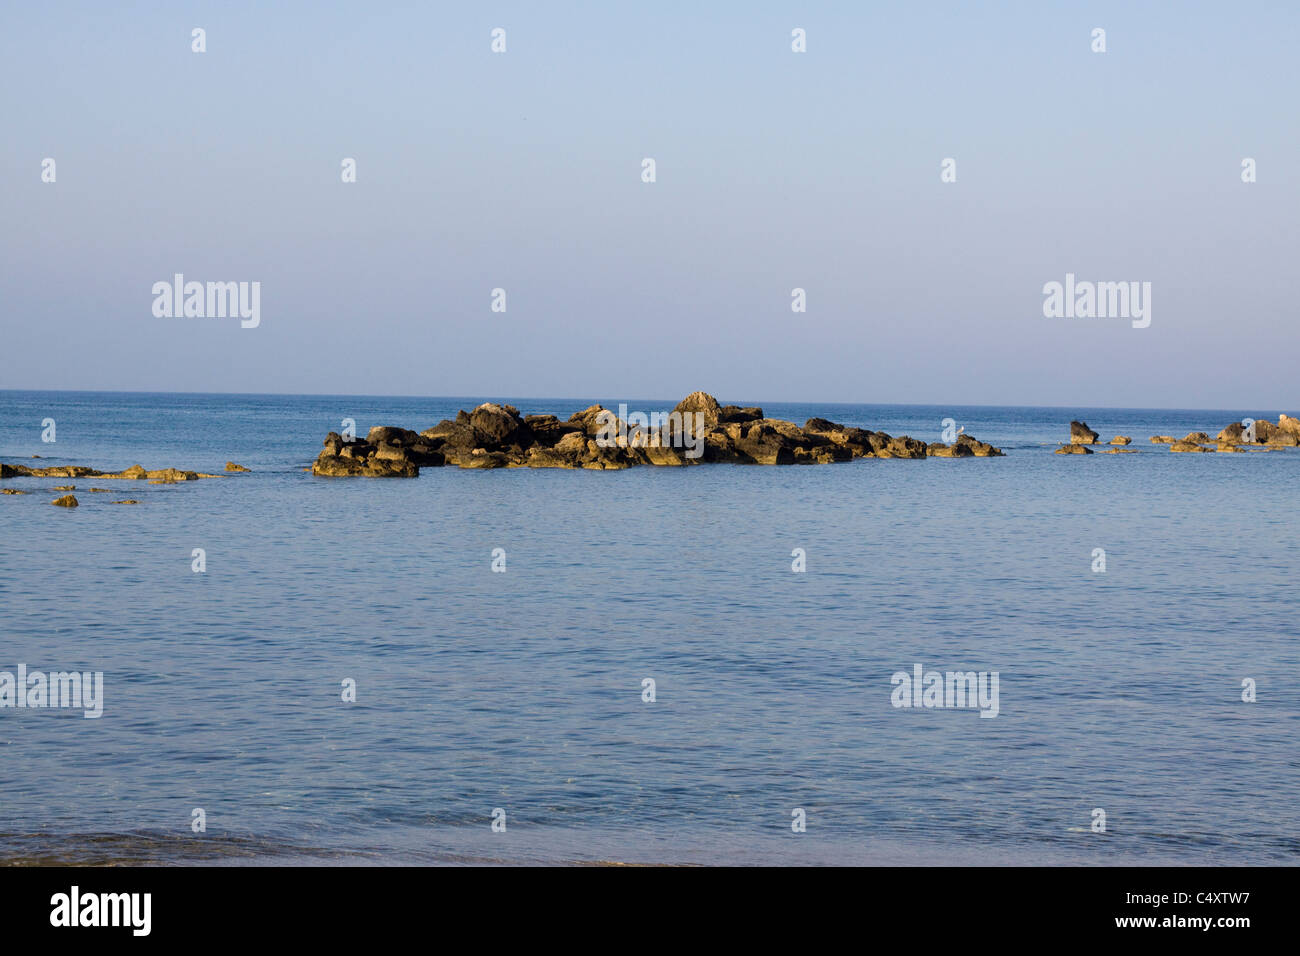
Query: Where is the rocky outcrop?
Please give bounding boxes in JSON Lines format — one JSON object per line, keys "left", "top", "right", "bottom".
{"left": 1214, "top": 416, "right": 1300, "bottom": 446}
{"left": 1182, "top": 432, "right": 1211, "bottom": 444}
{"left": 1109, "top": 436, "right": 1131, "bottom": 445}
{"left": 309, "top": 392, "right": 1005, "bottom": 476}
{"left": 1070, "top": 421, "right": 1100, "bottom": 444}
{"left": 0, "top": 462, "right": 213, "bottom": 481}
{"left": 51, "top": 495, "right": 78, "bottom": 507}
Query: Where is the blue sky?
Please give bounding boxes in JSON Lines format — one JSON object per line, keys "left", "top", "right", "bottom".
{"left": 1, "top": 1, "right": 1296, "bottom": 406}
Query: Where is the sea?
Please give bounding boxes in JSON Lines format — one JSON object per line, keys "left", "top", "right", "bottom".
{"left": 1, "top": 390, "right": 1296, "bottom": 865}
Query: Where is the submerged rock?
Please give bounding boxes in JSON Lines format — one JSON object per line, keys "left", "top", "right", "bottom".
{"left": 1110, "top": 436, "right": 1131, "bottom": 445}
{"left": 225, "top": 462, "right": 250, "bottom": 472}
{"left": 1055, "top": 444, "right": 1092, "bottom": 455}
{"left": 1170, "top": 441, "right": 1210, "bottom": 453}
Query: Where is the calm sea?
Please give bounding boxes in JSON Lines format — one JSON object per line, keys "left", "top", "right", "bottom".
{"left": 1, "top": 390, "right": 1296, "bottom": 865}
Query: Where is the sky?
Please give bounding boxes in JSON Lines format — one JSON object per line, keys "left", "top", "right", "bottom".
{"left": 1, "top": 1, "right": 1296, "bottom": 407}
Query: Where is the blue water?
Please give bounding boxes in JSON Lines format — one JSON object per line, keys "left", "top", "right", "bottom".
{"left": 1, "top": 390, "right": 1297, "bottom": 865}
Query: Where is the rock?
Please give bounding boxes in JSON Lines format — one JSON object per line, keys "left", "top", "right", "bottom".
{"left": 718, "top": 405, "right": 763, "bottom": 423}
{"left": 672, "top": 391, "right": 722, "bottom": 428}
{"left": 1150, "top": 436, "right": 1175, "bottom": 444}
{"left": 1216, "top": 423, "right": 1246, "bottom": 444}
{"left": 51, "top": 495, "right": 79, "bottom": 507}
{"left": 1255, "top": 419, "right": 1281, "bottom": 442}
{"left": 1, "top": 488, "right": 28, "bottom": 495}
{"left": 88, "top": 488, "right": 111, "bottom": 492}
{"left": 225, "top": 462, "right": 250, "bottom": 472}
{"left": 1103, "top": 448, "right": 1138, "bottom": 454}
{"left": 568, "top": 405, "right": 618, "bottom": 439}
{"left": 458, "top": 451, "right": 510, "bottom": 469}
{"left": 523, "top": 415, "right": 581, "bottom": 445}
{"left": 953, "top": 434, "right": 1003, "bottom": 457}
{"left": 734, "top": 422, "right": 797, "bottom": 465}
{"left": 879, "top": 436, "right": 927, "bottom": 459}
{"left": 526, "top": 447, "right": 579, "bottom": 468}
{"left": 1215, "top": 442, "right": 1244, "bottom": 453}
{"left": 112, "top": 499, "right": 140, "bottom": 504}
{"left": 469, "top": 403, "right": 533, "bottom": 448}
{"left": 927, "top": 442, "right": 972, "bottom": 458}
{"left": 0, "top": 463, "right": 30, "bottom": 478}
{"left": 53, "top": 485, "right": 75, "bottom": 491}
{"left": 1182, "top": 432, "right": 1211, "bottom": 444}
{"left": 1070, "top": 421, "right": 1099, "bottom": 444}
{"left": 1055, "top": 444, "right": 1092, "bottom": 454}
{"left": 1109, "top": 436, "right": 1131, "bottom": 445}
{"left": 146, "top": 468, "right": 198, "bottom": 482}
{"left": 1170, "top": 441, "right": 1210, "bottom": 453}
{"left": 1278, "top": 414, "right": 1300, "bottom": 438}
{"left": 366, "top": 426, "right": 420, "bottom": 446}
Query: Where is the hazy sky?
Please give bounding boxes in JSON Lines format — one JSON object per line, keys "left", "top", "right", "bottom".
{"left": 2, "top": 1, "right": 1296, "bottom": 407}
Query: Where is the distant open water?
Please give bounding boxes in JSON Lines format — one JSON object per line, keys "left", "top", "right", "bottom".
{"left": 1, "top": 391, "right": 1297, "bottom": 865}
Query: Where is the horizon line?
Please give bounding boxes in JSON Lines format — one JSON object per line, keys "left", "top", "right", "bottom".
{"left": 0, "top": 387, "right": 1292, "bottom": 416}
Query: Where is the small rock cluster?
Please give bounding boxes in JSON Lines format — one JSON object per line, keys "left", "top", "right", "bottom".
{"left": 1056, "top": 415, "right": 1300, "bottom": 455}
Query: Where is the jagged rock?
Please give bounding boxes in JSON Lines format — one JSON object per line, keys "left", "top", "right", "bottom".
{"left": 673, "top": 391, "right": 722, "bottom": 427}
{"left": 51, "top": 495, "right": 78, "bottom": 507}
{"left": 718, "top": 405, "right": 763, "bottom": 423}
{"left": 878, "top": 436, "right": 927, "bottom": 459}
{"left": 1056, "top": 444, "right": 1092, "bottom": 454}
{"left": 1110, "top": 436, "right": 1131, "bottom": 445}
{"left": 1216, "top": 423, "right": 1246, "bottom": 444}
{"left": 1070, "top": 421, "right": 1100, "bottom": 444}
{"left": 524, "top": 414, "right": 581, "bottom": 445}
{"left": 734, "top": 422, "right": 797, "bottom": 464}
{"left": 469, "top": 403, "right": 533, "bottom": 448}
